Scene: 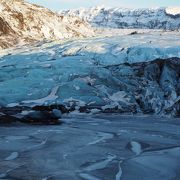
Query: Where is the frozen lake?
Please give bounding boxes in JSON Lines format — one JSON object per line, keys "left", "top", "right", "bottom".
{"left": 0, "top": 114, "right": 180, "bottom": 180}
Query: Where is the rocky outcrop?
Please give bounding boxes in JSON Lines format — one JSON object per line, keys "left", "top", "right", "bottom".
{"left": 0, "top": 106, "right": 63, "bottom": 125}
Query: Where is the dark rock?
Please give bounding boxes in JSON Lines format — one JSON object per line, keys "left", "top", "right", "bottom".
{"left": 32, "top": 104, "right": 69, "bottom": 113}
{"left": 130, "top": 31, "right": 138, "bottom": 35}
{"left": 0, "top": 106, "right": 63, "bottom": 125}
{"left": 0, "top": 114, "right": 19, "bottom": 124}
{"left": 21, "top": 110, "right": 61, "bottom": 125}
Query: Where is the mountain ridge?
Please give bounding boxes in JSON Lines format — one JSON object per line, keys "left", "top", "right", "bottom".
{"left": 60, "top": 6, "right": 180, "bottom": 30}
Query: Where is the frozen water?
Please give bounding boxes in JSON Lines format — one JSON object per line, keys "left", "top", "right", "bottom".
{"left": 5, "top": 152, "right": 19, "bottom": 161}
{"left": 0, "top": 114, "right": 179, "bottom": 179}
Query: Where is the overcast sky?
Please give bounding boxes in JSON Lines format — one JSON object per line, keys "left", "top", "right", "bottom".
{"left": 27, "top": 0, "right": 180, "bottom": 11}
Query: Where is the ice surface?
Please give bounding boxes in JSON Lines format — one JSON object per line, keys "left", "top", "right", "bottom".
{"left": 22, "top": 86, "right": 59, "bottom": 105}
{"left": 0, "top": 31, "right": 179, "bottom": 116}
{"left": 0, "top": 115, "right": 179, "bottom": 179}
{"left": 116, "top": 161, "right": 123, "bottom": 180}
{"left": 5, "top": 152, "right": 19, "bottom": 161}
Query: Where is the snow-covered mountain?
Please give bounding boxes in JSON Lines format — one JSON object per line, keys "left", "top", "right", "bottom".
{"left": 61, "top": 6, "right": 180, "bottom": 30}
{"left": 0, "top": 0, "right": 94, "bottom": 49}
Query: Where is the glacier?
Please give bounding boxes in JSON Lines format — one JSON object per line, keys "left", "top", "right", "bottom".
{"left": 0, "top": 1, "right": 180, "bottom": 179}
{"left": 0, "top": 30, "right": 179, "bottom": 118}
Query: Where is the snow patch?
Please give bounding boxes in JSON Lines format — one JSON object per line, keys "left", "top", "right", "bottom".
{"left": 166, "top": 7, "right": 180, "bottom": 16}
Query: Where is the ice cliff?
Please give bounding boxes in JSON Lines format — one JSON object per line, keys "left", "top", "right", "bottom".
{"left": 0, "top": 31, "right": 179, "bottom": 118}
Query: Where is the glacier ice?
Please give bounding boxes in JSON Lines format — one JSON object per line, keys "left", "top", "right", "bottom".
{"left": 0, "top": 31, "right": 180, "bottom": 117}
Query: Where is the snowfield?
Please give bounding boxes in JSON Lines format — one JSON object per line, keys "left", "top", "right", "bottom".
{"left": 0, "top": 30, "right": 179, "bottom": 117}
{"left": 166, "top": 7, "right": 180, "bottom": 16}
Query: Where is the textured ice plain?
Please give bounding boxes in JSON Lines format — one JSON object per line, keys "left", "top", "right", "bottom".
{"left": 0, "top": 114, "right": 180, "bottom": 179}
{"left": 0, "top": 30, "right": 180, "bottom": 117}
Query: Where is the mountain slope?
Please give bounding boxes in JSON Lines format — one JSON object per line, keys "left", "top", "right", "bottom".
{"left": 0, "top": 0, "right": 94, "bottom": 49}
{"left": 61, "top": 6, "right": 180, "bottom": 30}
